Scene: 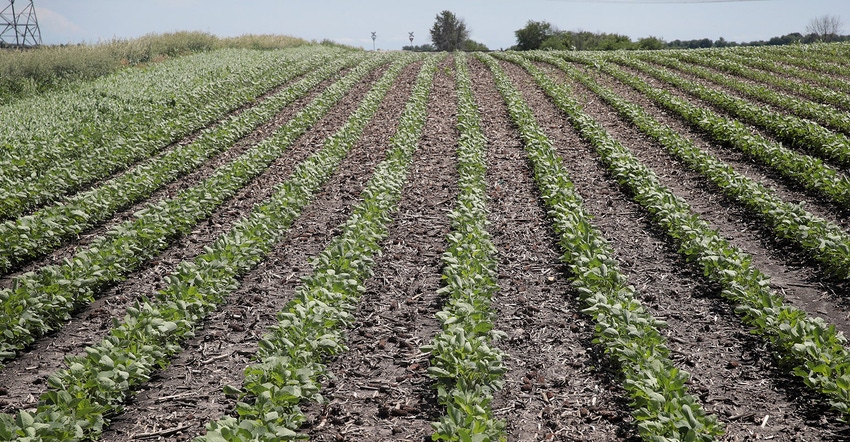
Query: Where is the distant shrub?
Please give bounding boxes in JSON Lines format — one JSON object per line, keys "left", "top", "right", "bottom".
{"left": 0, "top": 44, "right": 115, "bottom": 103}
{"left": 221, "top": 34, "right": 310, "bottom": 50}
{"left": 462, "top": 39, "right": 489, "bottom": 51}
{"left": 317, "top": 39, "right": 360, "bottom": 50}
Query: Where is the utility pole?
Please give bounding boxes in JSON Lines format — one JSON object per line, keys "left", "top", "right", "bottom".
{"left": 0, "top": 0, "right": 42, "bottom": 48}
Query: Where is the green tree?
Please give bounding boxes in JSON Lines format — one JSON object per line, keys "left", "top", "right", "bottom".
{"left": 598, "top": 33, "right": 633, "bottom": 50}
{"left": 636, "top": 36, "right": 665, "bottom": 50}
{"left": 541, "top": 33, "right": 571, "bottom": 51}
{"left": 430, "top": 10, "right": 469, "bottom": 51}
{"left": 402, "top": 43, "right": 436, "bottom": 52}
{"left": 462, "top": 39, "right": 489, "bottom": 51}
{"left": 515, "top": 20, "right": 556, "bottom": 50}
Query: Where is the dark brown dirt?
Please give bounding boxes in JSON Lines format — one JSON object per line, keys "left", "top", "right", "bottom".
{"left": 96, "top": 61, "right": 424, "bottom": 442}
{"left": 3, "top": 52, "right": 850, "bottom": 442}
{"left": 469, "top": 57, "right": 640, "bottom": 442}
{"left": 500, "top": 58, "right": 850, "bottom": 439}
{"left": 649, "top": 56, "right": 850, "bottom": 138}
{"left": 0, "top": 69, "right": 341, "bottom": 283}
{"left": 0, "top": 63, "right": 390, "bottom": 414}
{"left": 301, "top": 55, "right": 458, "bottom": 442}
{"left": 555, "top": 59, "right": 850, "bottom": 327}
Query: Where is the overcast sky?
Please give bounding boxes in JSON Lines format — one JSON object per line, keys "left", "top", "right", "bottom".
{"left": 31, "top": 0, "right": 850, "bottom": 50}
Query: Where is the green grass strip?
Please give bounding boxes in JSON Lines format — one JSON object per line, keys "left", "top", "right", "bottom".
{"left": 745, "top": 46, "right": 850, "bottom": 83}
{"left": 642, "top": 52, "right": 850, "bottom": 137}
{"left": 610, "top": 53, "right": 850, "bottom": 170}
{"left": 0, "top": 49, "right": 280, "bottom": 182}
{"left": 756, "top": 42, "right": 850, "bottom": 71}
{"left": 0, "top": 49, "right": 327, "bottom": 221}
{"left": 677, "top": 49, "right": 850, "bottom": 108}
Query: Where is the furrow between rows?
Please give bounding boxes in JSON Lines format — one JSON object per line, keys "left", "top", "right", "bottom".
{"left": 0, "top": 55, "right": 389, "bottom": 414}
{"left": 96, "top": 59, "right": 426, "bottom": 442}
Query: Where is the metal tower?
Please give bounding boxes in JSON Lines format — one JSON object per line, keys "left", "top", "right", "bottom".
{"left": 1, "top": 0, "right": 42, "bottom": 48}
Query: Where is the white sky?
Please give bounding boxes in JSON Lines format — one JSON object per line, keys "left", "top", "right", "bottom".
{"left": 30, "top": 0, "right": 850, "bottom": 50}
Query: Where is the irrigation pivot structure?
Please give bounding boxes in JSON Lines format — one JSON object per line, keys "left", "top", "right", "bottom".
{"left": 0, "top": 0, "right": 42, "bottom": 48}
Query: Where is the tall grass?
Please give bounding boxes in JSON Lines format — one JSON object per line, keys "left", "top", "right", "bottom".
{"left": 0, "top": 31, "right": 346, "bottom": 105}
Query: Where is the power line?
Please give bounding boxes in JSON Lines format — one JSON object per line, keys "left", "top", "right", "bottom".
{"left": 548, "top": 0, "right": 774, "bottom": 3}
{"left": 0, "top": 0, "right": 42, "bottom": 48}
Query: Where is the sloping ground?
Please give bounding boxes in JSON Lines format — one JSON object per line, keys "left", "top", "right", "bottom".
{"left": 96, "top": 60, "right": 425, "bottom": 441}
{"left": 0, "top": 58, "right": 383, "bottom": 416}
{"left": 2, "top": 45, "right": 850, "bottom": 441}
{"left": 494, "top": 56, "right": 849, "bottom": 440}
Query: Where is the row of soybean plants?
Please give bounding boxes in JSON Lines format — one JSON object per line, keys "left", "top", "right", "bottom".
{"left": 720, "top": 46, "right": 850, "bottom": 98}
{"left": 0, "top": 46, "right": 319, "bottom": 177}
{"left": 532, "top": 52, "right": 850, "bottom": 281}
{"left": 0, "top": 47, "right": 351, "bottom": 220}
{"left": 0, "top": 52, "right": 423, "bottom": 441}
{"left": 742, "top": 44, "right": 850, "bottom": 82}
{"left": 0, "top": 53, "right": 390, "bottom": 364}
{"left": 482, "top": 51, "right": 723, "bottom": 441}
{"left": 637, "top": 52, "right": 850, "bottom": 137}
{"left": 196, "top": 55, "right": 439, "bottom": 442}
{"left": 420, "top": 53, "right": 507, "bottom": 441}
{"left": 759, "top": 42, "right": 850, "bottom": 64}
{"left": 506, "top": 51, "right": 850, "bottom": 426}
{"left": 562, "top": 52, "right": 850, "bottom": 212}
{"left": 668, "top": 49, "right": 850, "bottom": 112}
{"left": 607, "top": 52, "right": 850, "bottom": 170}
{"left": 726, "top": 46, "right": 850, "bottom": 96}
{"left": 0, "top": 50, "right": 360, "bottom": 275}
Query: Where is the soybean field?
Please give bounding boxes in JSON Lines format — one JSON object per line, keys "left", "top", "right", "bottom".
{"left": 2, "top": 43, "right": 850, "bottom": 441}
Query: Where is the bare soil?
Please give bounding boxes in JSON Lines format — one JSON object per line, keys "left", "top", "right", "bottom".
{"left": 3, "top": 52, "right": 850, "bottom": 442}
{"left": 0, "top": 63, "right": 389, "bottom": 414}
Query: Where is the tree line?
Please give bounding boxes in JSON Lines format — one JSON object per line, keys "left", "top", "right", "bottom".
{"left": 513, "top": 15, "right": 849, "bottom": 51}
{"left": 404, "top": 11, "right": 848, "bottom": 52}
